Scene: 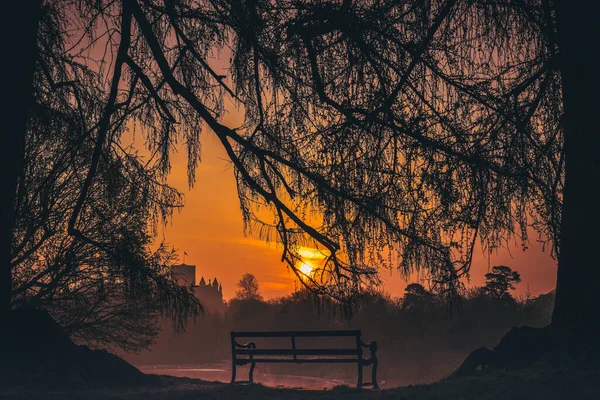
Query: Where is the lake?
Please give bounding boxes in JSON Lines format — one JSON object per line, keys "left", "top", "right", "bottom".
{"left": 138, "top": 363, "right": 352, "bottom": 389}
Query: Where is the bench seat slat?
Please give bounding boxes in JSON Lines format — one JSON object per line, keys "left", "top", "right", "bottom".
{"left": 232, "top": 330, "right": 361, "bottom": 338}
{"left": 237, "top": 358, "right": 361, "bottom": 364}
{"left": 236, "top": 348, "right": 358, "bottom": 356}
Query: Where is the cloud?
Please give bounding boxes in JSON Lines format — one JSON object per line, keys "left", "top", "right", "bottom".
{"left": 232, "top": 237, "right": 281, "bottom": 250}
{"left": 262, "top": 282, "right": 291, "bottom": 290}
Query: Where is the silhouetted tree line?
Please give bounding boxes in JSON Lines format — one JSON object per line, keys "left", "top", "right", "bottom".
{"left": 127, "top": 267, "right": 554, "bottom": 385}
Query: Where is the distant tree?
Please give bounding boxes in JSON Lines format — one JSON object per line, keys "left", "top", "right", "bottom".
{"left": 402, "top": 284, "right": 436, "bottom": 312}
{"left": 235, "top": 273, "right": 263, "bottom": 301}
{"left": 481, "top": 266, "right": 522, "bottom": 301}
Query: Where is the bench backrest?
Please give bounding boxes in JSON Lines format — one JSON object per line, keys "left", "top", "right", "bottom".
{"left": 231, "top": 330, "right": 364, "bottom": 361}
{"left": 230, "top": 329, "right": 379, "bottom": 388}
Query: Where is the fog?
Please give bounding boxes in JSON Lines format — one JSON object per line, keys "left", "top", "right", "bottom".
{"left": 123, "top": 284, "right": 553, "bottom": 388}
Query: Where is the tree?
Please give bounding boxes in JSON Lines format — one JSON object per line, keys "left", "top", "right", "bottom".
{"left": 223, "top": 0, "right": 594, "bottom": 356}
{"left": 481, "top": 266, "right": 522, "bottom": 302}
{"left": 1, "top": 0, "right": 203, "bottom": 350}
{"left": 10, "top": 53, "right": 202, "bottom": 350}
{"left": 235, "top": 273, "right": 263, "bottom": 301}
{"left": 0, "top": 0, "right": 43, "bottom": 317}
{"left": 2, "top": 0, "right": 598, "bottom": 360}
{"left": 550, "top": 0, "right": 600, "bottom": 350}
{"left": 402, "top": 283, "right": 436, "bottom": 313}
{"left": 213, "top": 0, "right": 563, "bottom": 307}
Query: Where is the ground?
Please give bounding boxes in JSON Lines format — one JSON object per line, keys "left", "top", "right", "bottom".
{"left": 1, "top": 368, "right": 600, "bottom": 400}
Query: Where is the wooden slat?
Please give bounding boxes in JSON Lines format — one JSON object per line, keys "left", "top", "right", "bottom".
{"left": 236, "top": 348, "right": 359, "bottom": 356}
{"left": 232, "top": 330, "right": 361, "bottom": 338}
{"left": 236, "top": 358, "right": 360, "bottom": 364}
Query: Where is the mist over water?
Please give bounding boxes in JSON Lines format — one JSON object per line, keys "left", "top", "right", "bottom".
{"left": 139, "top": 363, "right": 350, "bottom": 389}
{"left": 124, "top": 284, "right": 554, "bottom": 388}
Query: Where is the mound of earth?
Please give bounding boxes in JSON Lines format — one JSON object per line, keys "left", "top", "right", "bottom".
{"left": 0, "top": 308, "right": 146, "bottom": 387}
{"left": 449, "top": 325, "right": 551, "bottom": 378}
{"left": 493, "top": 325, "right": 551, "bottom": 369}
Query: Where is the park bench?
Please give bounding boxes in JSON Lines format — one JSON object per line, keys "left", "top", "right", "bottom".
{"left": 230, "top": 330, "right": 378, "bottom": 388}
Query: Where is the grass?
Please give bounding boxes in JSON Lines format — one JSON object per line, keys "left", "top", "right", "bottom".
{"left": 1, "top": 367, "right": 600, "bottom": 399}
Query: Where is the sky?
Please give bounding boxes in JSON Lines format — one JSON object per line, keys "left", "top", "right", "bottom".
{"left": 147, "top": 124, "right": 558, "bottom": 301}
{"left": 62, "top": 0, "right": 559, "bottom": 303}
{"left": 128, "top": 45, "right": 559, "bottom": 302}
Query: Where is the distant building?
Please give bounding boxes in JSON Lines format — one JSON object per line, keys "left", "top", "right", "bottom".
{"left": 171, "top": 264, "right": 226, "bottom": 314}
{"left": 194, "top": 276, "right": 225, "bottom": 314}
{"left": 172, "top": 263, "right": 196, "bottom": 286}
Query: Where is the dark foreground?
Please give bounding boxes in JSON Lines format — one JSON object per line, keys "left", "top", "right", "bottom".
{"left": 1, "top": 368, "right": 599, "bottom": 400}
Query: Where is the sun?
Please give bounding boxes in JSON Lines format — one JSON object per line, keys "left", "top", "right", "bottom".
{"left": 299, "top": 262, "right": 313, "bottom": 276}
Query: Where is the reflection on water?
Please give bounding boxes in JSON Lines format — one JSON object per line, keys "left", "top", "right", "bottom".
{"left": 138, "top": 363, "right": 350, "bottom": 389}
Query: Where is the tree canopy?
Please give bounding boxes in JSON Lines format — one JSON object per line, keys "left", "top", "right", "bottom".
{"left": 481, "top": 266, "right": 522, "bottom": 301}
{"left": 235, "top": 273, "right": 263, "bottom": 301}
{"left": 3, "top": 0, "right": 567, "bottom": 328}
{"left": 5, "top": 0, "right": 205, "bottom": 349}
{"left": 37, "top": 0, "right": 560, "bottom": 306}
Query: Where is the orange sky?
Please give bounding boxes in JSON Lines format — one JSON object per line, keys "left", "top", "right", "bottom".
{"left": 124, "top": 45, "right": 560, "bottom": 302}
{"left": 70, "top": 8, "right": 558, "bottom": 302}
{"left": 149, "top": 124, "right": 558, "bottom": 301}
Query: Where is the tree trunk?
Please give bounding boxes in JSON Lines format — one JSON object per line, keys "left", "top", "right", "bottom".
{"left": 551, "top": 1, "right": 600, "bottom": 354}
{"left": 0, "top": 1, "right": 42, "bottom": 316}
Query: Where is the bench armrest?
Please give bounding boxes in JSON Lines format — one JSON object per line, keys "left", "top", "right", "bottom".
{"left": 233, "top": 340, "right": 256, "bottom": 349}
{"left": 360, "top": 340, "right": 378, "bottom": 363}
{"left": 360, "top": 340, "right": 378, "bottom": 351}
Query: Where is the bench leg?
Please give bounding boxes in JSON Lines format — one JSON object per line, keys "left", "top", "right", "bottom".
{"left": 231, "top": 333, "right": 237, "bottom": 384}
{"left": 357, "top": 361, "right": 363, "bottom": 388}
{"left": 372, "top": 356, "right": 379, "bottom": 389}
{"left": 248, "top": 342, "right": 256, "bottom": 383}
{"left": 249, "top": 361, "right": 256, "bottom": 383}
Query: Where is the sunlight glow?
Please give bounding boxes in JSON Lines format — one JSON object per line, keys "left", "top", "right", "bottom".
{"left": 297, "top": 246, "right": 329, "bottom": 260}
{"left": 299, "top": 262, "right": 313, "bottom": 276}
